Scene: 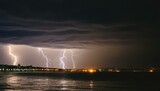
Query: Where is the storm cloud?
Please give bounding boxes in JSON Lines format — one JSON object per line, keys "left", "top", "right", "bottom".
{"left": 0, "top": 0, "right": 159, "bottom": 48}
{"left": 0, "top": 0, "right": 159, "bottom": 68}
{"left": 0, "top": 15, "right": 159, "bottom": 48}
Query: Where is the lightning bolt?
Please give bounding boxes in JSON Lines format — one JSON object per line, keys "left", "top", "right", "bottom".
{"left": 8, "top": 45, "right": 18, "bottom": 65}
{"left": 38, "top": 48, "right": 49, "bottom": 68}
{"left": 59, "top": 50, "right": 76, "bottom": 69}
{"left": 60, "top": 49, "right": 66, "bottom": 69}
{"left": 70, "top": 50, "right": 76, "bottom": 69}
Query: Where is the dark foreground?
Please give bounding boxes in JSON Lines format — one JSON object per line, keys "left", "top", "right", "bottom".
{"left": 0, "top": 72, "right": 160, "bottom": 91}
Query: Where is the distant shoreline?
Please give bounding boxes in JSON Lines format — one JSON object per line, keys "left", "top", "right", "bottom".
{"left": 1, "top": 72, "right": 160, "bottom": 81}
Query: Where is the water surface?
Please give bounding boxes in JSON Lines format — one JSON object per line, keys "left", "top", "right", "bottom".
{"left": 0, "top": 73, "right": 159, "bottom": 91}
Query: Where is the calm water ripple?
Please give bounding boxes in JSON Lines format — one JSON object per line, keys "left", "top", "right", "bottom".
{"left": 0, "top": 73, "right": 159, "bottom": 91}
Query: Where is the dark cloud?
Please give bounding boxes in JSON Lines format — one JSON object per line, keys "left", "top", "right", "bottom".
{"left": 0, "top": 0, "right": 159, "bottom": 67}
{"left": 0, "top": 15, "right": 159, "bottom": 48}
{"left": 0, "top": 30, "right": 45, "bottom": 38}
{"left": 0, "top": 0, "right": 159, "bottom": 23}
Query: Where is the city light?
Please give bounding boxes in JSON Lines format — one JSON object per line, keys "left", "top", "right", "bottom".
{"left": 88, "top": 69, "right": 96, "bottom": 73}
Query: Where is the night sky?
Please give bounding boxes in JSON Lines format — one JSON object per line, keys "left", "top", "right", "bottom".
{"left": 0, "top": 0, "right": 160, "bottom": 68}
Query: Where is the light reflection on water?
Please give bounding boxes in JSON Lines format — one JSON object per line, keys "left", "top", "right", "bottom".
{"left": 0, "top": 74, "right": 96, "bottom": 91}
{"left": 0, "top": 73, "right": 158, "bottom": 91}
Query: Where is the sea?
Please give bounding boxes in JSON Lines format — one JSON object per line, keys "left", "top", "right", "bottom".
{"left": 0, "top": 72, "right": 159, "bottom": 91}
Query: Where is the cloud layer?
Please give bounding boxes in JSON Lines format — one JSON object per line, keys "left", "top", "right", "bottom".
{"left": 0, "top": 0, "right": 159, "bottom": 67}
{"left": 0, "top": 15, "right": 159, "bottom": 48}
{"left": 0, "top": 0, "right": 159, "bottom": 48}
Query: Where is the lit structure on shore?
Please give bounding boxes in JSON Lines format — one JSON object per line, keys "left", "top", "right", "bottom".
{"left": 0, "top": 64, "right": 159, "bottom": 73}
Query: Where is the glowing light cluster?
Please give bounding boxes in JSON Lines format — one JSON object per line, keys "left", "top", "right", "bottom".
{"left": 88, "top": 69, "right": 96, "bottom": 73}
